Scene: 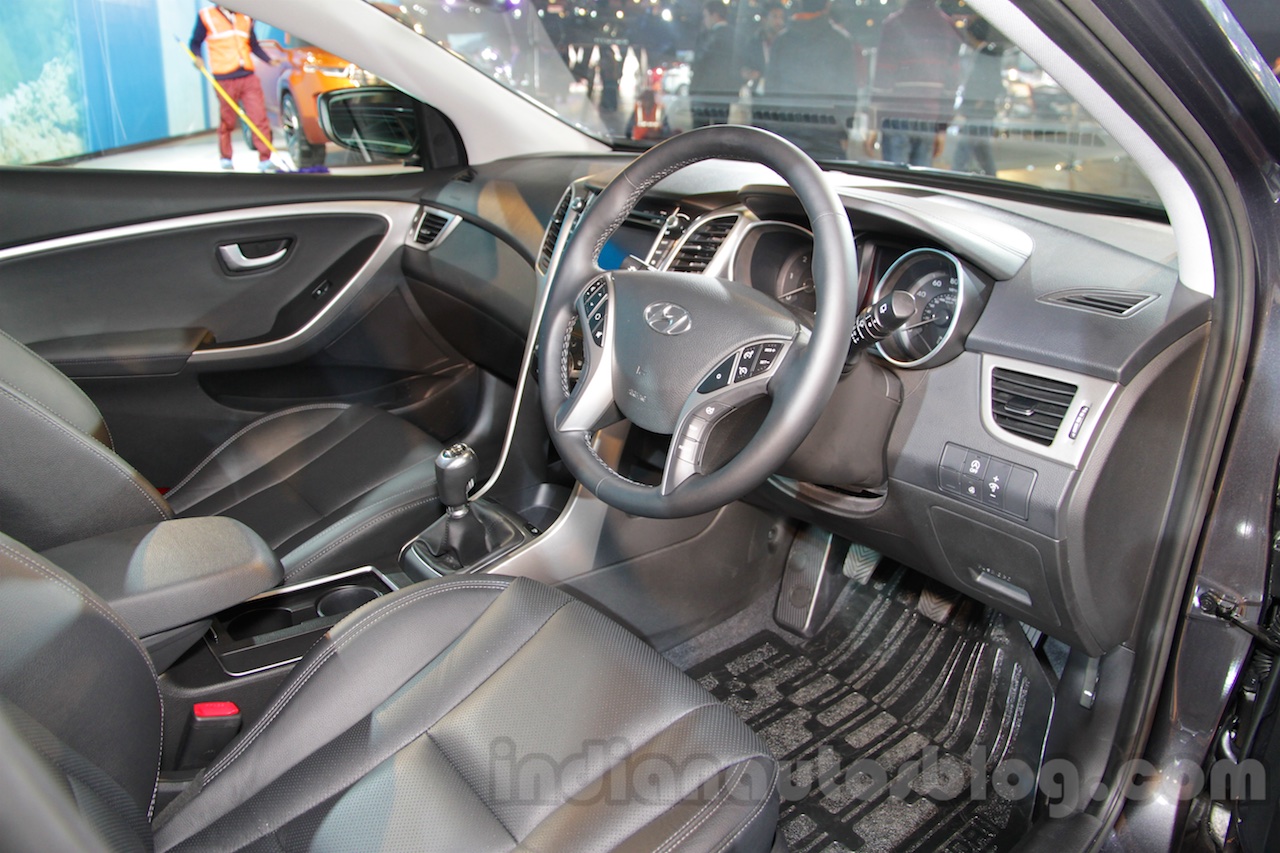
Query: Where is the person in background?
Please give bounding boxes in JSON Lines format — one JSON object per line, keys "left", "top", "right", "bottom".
{"left": 625, "top": 88, "right": 672, "bottom": 141}
{"left": 690, "top": 0, "right": 738, "bottom": 127}
{"left": 869, "top": 0, "right": 961, "bottom": 168}
{"left": 742, "top": 2, "right": 788, "bottom": 95}
{"left": 190, "top": 4, "right": 279, "bottom": 171}
{"left": 762, "top": 0, "right": 862, "bottom": 159}
{"left": 951, "top": 17, "right": 1009, "bottom": 176}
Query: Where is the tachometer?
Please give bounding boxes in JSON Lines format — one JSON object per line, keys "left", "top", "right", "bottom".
{"left": 871, "top": 248, "right": 984, "bottom": 367}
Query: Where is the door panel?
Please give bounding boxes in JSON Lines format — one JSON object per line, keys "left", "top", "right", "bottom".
{"left": 0, "top": 210, "right": 387, "bottom": 349}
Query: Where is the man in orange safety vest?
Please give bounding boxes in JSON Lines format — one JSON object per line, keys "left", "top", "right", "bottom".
{"left": 190, "top": 5, "right": 280, "bottom": 171}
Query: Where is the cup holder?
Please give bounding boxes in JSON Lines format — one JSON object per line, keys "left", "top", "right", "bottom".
{"left": 226, "top": 608, "right": 293, "bottom": 641}
{"left": 316, "top": 585, "right": 379, "bottom": 618}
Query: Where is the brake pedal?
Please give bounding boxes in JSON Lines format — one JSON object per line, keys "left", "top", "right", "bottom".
{"left": 842, "top": 543, "right": 881, "bottom": 585}
{"left": 916, "top": 586, "right": 959, "bottom": 624}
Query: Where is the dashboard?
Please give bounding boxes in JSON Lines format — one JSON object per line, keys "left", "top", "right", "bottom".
{"left": 533, "top": 164, "right": 1210, "bottom": 656}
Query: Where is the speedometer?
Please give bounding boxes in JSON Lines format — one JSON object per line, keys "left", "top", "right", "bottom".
{"left": 871, "top": 248, "right": 984, "bottom": 367}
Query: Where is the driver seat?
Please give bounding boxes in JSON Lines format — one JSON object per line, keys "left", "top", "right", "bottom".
{"left": 0, "top": 533, "right": 779, "bottom": 852}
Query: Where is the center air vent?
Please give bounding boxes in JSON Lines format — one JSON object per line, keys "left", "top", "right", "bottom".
{"left": 991, "top": 368, "right": 1077, "bottom": 446}
{"left": 667, "top": 216, "right": 738, "bottom": 273}
{"left": 412, "top": 207, "right": 456, "bottom": 249}
{"left": 1042, "top": 289, "right": 1156, "bottom": 316}
{"left": 538, "top": 189, "right": 574, "bottom": 273}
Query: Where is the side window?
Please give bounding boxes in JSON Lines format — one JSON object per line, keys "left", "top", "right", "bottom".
{"left": 0, "top": 2, "right": 416, "bottom": 175}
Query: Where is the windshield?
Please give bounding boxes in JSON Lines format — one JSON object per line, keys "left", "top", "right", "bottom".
{"left": 374, "top": 0, "right": 1160, "bottom": 207}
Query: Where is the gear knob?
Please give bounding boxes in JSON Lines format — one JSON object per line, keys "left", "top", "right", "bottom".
{"left": 435, "top": 443, "right": 479, "bottom": 514}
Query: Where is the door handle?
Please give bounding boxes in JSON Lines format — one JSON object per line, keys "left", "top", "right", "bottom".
{"left": 218, "top": 242, "right": 289, "bottom": 272}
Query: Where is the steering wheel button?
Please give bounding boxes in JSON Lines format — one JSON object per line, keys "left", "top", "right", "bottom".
{"left": 585, "top": 289, "right": 606, "bottom": 313}
{"left": 734, "top": 347, "right": 759, "bottom": 382}
{"left": 698, "top": 400, "right": 734, "bottom": 420}
{"left": 752, "top": 341, "right": 783, "bottom": 376}
{"left": 676, "top": 438, "right": 701, "bottom": 464}
{"left": 698, "top": 354, "right": 737, "bottom": 393}
{"left": 589, "top": 302, "right": 608, "bottom": 332}
{"left": 685, "top": 417, "right": 710, "bottom": 441}
{"left": 590, "top": 327, "right": 604, "bottom": 346}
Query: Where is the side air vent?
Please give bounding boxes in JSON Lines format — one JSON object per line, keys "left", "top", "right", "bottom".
{"left": 1041, "top": 289, "right": 1156, "bottom": 317}
{"left": 667, "top": 216, "right": 737, "bottom": 273}
{"left": 538, "top": 189, "right": 574, "bottom": 273}
{"left": 413, "top": 208, "right": 453, "bottom": 246}
{"left": 991, "top": 368, "right": 1077, "bottom": 446}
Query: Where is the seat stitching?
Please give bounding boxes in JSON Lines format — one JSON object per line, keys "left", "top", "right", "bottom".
{"left": 0, "top": 329, "right": 99, "bottom": 436}
{"left": 202, "top": 591, "right": 567, "bottom": 853}
{"left": 200, "top": 581, "right": 510, "bottom": 788}
{"left": 655, "top": 762, "right": 748, "bottom": 853}
{"left": 0, "top": 387, "right": 169, "bottom": 522}
{"left": 709, "top": 762, "right": 780, "bottom": 853}
{"left": 0, "top": 542, "right": 164, "bottom": 820}
{"left": 284, "top": 495, "right": 440, "bottom": 580}
{"left": 165, "top": 404, "right": 350, "bottom": 498}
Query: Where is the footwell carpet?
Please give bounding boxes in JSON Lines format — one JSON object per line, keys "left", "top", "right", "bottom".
{"left": 686, "top": 567, "right": 1054, "bottom": 853}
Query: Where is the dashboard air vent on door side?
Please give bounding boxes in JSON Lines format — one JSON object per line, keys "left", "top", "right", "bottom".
{"left": 413, "top": 208, "right": 455, "bottom": 248}
{"left": 990, "top": 368, "right": 1077, "bottom": 446}
{"left": 667, "top": 216, "right": 738, "bottom": 273}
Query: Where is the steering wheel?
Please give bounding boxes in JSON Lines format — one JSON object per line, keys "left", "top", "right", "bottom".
{"left": 537, "top": 125, "right": 858, "bottom": 519}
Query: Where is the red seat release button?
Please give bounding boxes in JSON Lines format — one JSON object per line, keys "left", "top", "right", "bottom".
{"left": 193, "top": 701, "right": 240, "bottom": 719}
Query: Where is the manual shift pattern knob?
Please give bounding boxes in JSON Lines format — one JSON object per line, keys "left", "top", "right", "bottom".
{"left": 435, "top": 443, "right": 479, "bottom": 513}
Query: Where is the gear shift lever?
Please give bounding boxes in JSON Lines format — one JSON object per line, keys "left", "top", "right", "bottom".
{"left": 403, "top": 443, "right": 530, "bottom": 578}
{"left": 435, "top": 443, "right": 479, "bottom": 518}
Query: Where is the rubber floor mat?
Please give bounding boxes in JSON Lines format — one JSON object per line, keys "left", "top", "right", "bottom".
{"left": 686, "top": 566, "right": 1054, "bottom": 853}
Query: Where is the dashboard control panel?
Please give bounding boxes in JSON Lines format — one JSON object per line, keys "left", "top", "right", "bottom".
{"left": 938, "top": 442, "right": 1036, "bottom": 520}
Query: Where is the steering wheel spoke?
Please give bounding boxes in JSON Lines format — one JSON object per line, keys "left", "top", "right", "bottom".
{"left": 555, "top": 277, "right": 621, "bottom": 433}
{"left": 660, "top": 336, "right": 795, "bottom": 495}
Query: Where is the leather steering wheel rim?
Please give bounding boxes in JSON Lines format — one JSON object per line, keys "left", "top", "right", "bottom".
{"left": 537, "top": 125, "right": 858, "bottom": 518}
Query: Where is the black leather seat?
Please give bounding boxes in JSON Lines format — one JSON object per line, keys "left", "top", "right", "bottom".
{"left": 0, "top": 534, "right": 779, "bottom": 852}
{"left": 0, "top": 329, "right": 442, "bottom": 582}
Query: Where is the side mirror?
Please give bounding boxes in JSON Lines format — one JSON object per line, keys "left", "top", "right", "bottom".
{"left": 317, "top": 87, "right": 467, "bottom": 170}
{"left": 317, "top": 87, "right": 419, "bottom": 161}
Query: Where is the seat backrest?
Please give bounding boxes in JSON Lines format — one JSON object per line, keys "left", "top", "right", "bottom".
{"left": 0, "top": 329, "right": 171, "bottom": 550}
{"left": 0, "top": 532, "right": 160, "bottom": 851}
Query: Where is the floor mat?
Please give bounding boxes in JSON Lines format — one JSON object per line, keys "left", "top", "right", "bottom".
{"left": 686, "top": 565, "right": 1054, "bottom": 853}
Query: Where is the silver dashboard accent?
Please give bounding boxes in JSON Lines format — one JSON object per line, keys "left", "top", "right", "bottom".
{"left": 979, "top": 353, "right": 1117, "bottom": 468}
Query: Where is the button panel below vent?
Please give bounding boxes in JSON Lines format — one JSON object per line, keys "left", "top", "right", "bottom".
{"left": 990, "top": 367, "right": 1077, "bottom": 446}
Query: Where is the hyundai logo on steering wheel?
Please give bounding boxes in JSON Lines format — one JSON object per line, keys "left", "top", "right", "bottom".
{"left": 644, "top": 302, "right": 692, "bottom": 335}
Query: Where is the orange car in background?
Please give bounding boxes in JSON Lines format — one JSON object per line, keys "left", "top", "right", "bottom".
{"left": 255, "top": 34, "right": 381, "bottom": 167}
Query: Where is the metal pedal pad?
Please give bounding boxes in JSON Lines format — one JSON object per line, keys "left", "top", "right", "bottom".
{"left": 916, "top": 586, "right": 959, "bottom": 624}
{"left": 842, "top": 543, "right": 881, "bottom": 585}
